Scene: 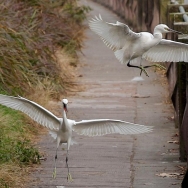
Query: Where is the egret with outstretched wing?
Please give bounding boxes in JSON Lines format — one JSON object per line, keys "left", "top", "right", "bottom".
{"left": 0, "top": 94, "right": 153, "bottom": 181}
{"left": 89, "top": 15, "right": 187, "bottom": 76}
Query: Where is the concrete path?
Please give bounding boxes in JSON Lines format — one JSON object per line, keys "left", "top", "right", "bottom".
{"left": 30, "top": 1, "right": 184, "bottom": 187}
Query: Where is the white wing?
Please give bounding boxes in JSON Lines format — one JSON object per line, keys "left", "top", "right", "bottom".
{"left": 89, "top": 15, "right": 140, "bottom": 51}
{"left": 0, "top": 94, "right": 61, "bottom": 130}
{"left": 73, "top": 119, "right": 153, "bottom": 137}
{"left": 143, "top": 39, "right": 188, "bottom": 62}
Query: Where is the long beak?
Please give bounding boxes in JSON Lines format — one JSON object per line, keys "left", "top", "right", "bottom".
{"left": 169, "top": 28, "right": 183, "bottom": 34}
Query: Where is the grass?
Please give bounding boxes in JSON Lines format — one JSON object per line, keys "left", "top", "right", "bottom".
{"left": 0, "top": 0, "right": 90, "bottom": 97}
{"left": 0, "top": 105, "right": 41, "bottom": 188}
{"left": 0, "top": 110, "right": 40, "bottom": 165}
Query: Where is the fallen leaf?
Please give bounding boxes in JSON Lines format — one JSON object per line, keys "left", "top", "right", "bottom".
{"left": 168, "top": 140, "right": 179, "bottom": 144}
{"left": 131, "top": 94, "right": 150, "bottom": 98}
{"left": 156, "top": 172, "right": 183, "bottom": 178}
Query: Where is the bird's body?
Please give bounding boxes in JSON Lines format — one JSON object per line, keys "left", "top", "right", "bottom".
{"left": 89, "top": 15, "right": 187, "bottom": 76}
{"left": 118, "top": 32, "right": 158, "bottom": 63}
{"left": 52, "top": 120, "right": 72, "bottom": 146}
{"left": 59, "top": 110, "right": 73, "bottom": 148}
{"left": 0, "top": 94, "right": 153, "bottom": 181}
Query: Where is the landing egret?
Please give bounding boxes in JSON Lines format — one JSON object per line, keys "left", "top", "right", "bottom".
{"left": 89, "top": 15, "right": 187, "bottom": 76}
{"left": 0, "top": 94, "right": 153, "bottom": 181}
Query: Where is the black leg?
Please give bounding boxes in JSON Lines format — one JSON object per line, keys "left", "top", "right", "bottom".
{"left": 127, "top": 60, "right": 140, "bottom": 69}
{"left": 127, "top": 60, "right": 149, "bottom": 77}
{"left": 52, "top": 148, "right": 58, "bottom": 179}
{"left": 66, "top": 156, "right": 69, "bottom": 173}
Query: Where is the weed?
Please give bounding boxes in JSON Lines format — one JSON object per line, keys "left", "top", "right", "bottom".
{"left": 0, "top": 0, "right": 90, "bottom": 97}
{"left": 0, "top": 179, "right": 10, "bottom": 188}
{"left": 0, "top": 137, "right": 40, "bottom": 165}
{"left": 0, "top": 105, "right": 41, "bottom": 188}
{"left": 62, "top": 1, "right": 92, "bottom": 23}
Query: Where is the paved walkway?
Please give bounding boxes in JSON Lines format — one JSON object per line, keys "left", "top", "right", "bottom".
{"left": 30, "top": 1, "right": 184, "bottom": 187}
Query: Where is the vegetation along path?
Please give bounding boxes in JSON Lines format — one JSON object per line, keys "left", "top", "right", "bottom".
{"left": 30, "top": 1, "right": 184, "bottom": 187}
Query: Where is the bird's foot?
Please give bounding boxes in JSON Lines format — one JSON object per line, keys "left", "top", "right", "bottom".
{"left": 152, "top": 64, "right": 166, "bottom": 72}
{"left": 139, "top": 64, "right": 166, "bottom": 76}
{"left": 67, "top": 173, "right": 73, "bottom": 182}
{"left": 52, "top": 168, "right": 57, "bottom": 179}
{"left": 139, "top": 66, "right": 149, "bottom": 77}
{"left": 127, "top": 60, "right": 149, "bottom": 77}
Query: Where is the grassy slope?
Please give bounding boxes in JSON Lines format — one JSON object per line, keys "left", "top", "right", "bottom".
{"left": 0, "top": 107, "right": 41, "bottom": 188}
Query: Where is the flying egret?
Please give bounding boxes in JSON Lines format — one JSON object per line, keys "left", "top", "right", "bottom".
{"left": 89, "top": 15, "right": 187, "bottom": 77}
{"left": 0, "top": 94, "right": 153, "bottom": 181}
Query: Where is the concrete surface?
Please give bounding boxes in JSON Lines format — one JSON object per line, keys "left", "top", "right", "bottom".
{"left": 29, "top": 1, "right": 185, "bottom": 187}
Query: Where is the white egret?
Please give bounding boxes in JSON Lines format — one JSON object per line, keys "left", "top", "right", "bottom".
{"left": 89, "top": 15, "right": 187, "bottom": 76}
{"left": 0, "top": 94, "right": 153, "bottom": 181}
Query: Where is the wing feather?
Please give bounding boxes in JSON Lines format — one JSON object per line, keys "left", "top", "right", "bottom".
{"left": 89, "top": 15, "right": 140, "bottom": 51}
{"left": 0, "top": 94, "right": 61, "bottom": 130}
{"left": 73, "top": 119, "right": 153, "bottom": 137}
{"left": 143, "top": 39, "right": 188, "bottom": 62}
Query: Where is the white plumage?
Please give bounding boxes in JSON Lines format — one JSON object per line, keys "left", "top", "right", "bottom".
{"left": 89, "top": 15, "right": 188, "bottom": 76}
{"left": 0, "top": 94, "right": 153, "bottom": 181}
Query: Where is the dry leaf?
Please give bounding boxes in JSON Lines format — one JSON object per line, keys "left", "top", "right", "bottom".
{"left": 156, "top": 172, "right": 183, "bottom": 178}
{"left": 131, "top": 94, "right": 150, "bottom": 98}
{"left": 168, "top": 141, "right": 179, "bottom": 144}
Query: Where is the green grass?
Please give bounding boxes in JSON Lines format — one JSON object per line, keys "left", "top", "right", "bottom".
{"left": 0, "top": 105, "right": 41, "bottom": 188}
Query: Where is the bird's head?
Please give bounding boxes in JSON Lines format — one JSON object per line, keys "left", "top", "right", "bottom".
{"left": 154, "top": 24, "right": 183, "bottom": 34}
{"left": 62, "top": 98, "right": 68, "bottom": 112}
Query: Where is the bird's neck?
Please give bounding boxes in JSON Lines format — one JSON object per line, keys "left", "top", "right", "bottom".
{"left": 153, "top": 28, "right": 163, "bottom": 40}
{"left": 63, "top": 109, "right": 67, "bottom": 118}
{"left": 153, "top": 33, "right": 162, "bottom": 39}
{"left": 62, "top": 109, "right": 69, "bottom": 130}
{"left": 63, "top": 109, "right": 67, "bottom": 119}
{"left": 152, "top": 32, "right": 163, "bottom": 46}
